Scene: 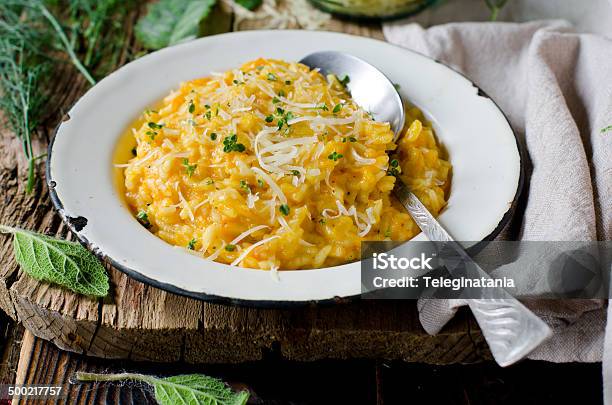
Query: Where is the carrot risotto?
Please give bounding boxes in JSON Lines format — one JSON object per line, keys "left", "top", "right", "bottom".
{"left": 118, "top": 58, "right": 451, "bottom": 270}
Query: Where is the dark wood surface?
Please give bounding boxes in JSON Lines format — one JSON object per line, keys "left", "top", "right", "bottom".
{"left": 4, "top": 326, "right": 603, "bottom": 405}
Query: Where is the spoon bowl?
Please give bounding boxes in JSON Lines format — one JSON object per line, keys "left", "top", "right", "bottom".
{"left": 300, "top": 51, "right": 405, "bottom": 137}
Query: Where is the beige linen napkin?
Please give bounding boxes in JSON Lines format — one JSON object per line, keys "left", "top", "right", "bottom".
{"left": 383, "top": 18, "right": 612, "bottom": 396}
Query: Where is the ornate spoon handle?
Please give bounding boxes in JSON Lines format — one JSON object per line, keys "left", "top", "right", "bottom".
{"left": 394, "top": 181, "right": 552, "bottom": 366}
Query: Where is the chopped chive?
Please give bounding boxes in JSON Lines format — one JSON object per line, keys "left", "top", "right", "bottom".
{"left": 265, "top": 115, "right": 274, "bottom": 123}
{"left": 187, "top": 238, "right": 197, "bottom": 250}
{"left": 136, "top": 210, "right": 150, "bottom": 228}
{"left": 272, "top": 96, "right": 280, "bottom": 104}
{"left": 279, "top": 204, "right": 290, "bottom": 216}
{"left": 339, "top": 75, "right": 350, "bottom": 86}
{"left": 148, "top": 121, "right": 163, "bottom": 130}
{"left": 188, "top": 100, "right": 195, "bottom": 114}
{"left": 267, "top": 73, "right": 277, "bottom": 81}
{"left": 291, "top": 170, "right": 300, "bottom": 176}
{"left": 390, "top": 159, "right": 399, "bottom": 168}
{"left": 182, "top": 158, "right": 197, "bottom": 177}
{"left": 240, "top": 179, "right": 250, "bottom": 192}
{"left": 278, "top": 90, "right": 286, "bottom": 97}
{"left": 210, "top": 132, "right": 217, "bottom": 140}
{"left": 332, "top": 104, "right": 342, "bottom": 114}
{"left": 257, "top": 179, "right": 264, "bottom": 187}
{"left": 285, "top": 80, "right": 292, "bottom": 85}
{"left": 328, "top": 151, "right": 343, "bottom": 161}
{"left": 225, "top": 244, "right": 236, "bottom": 251}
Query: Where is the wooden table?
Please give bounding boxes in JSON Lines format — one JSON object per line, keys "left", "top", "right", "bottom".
{"left": 0, "top": 3, "right": 496, "bottom": 403}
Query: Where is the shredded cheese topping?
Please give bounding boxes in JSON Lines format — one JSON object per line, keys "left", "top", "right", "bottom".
{"left": 120, "top": 58, "right": 451, "bottom": 270}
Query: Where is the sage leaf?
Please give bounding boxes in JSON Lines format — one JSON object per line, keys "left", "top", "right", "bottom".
{"left": 136, "top": 0, "right": 217, "bottom": 50}
{"left": 235, "top": 0, "right": 263, "bottom": 10}
{"left": 75, "top": 372, "right": 249, "bottom": 405}
{"left": 0, "top": 225, "right": 109, "bottom": 297}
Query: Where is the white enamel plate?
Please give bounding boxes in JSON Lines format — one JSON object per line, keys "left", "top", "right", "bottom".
{"left": 48, "top": 30, "right": 522, "bottom": 306}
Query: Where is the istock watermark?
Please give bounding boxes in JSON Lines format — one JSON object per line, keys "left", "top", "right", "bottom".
{"left": 361, "top": 241, "right": 612, "bottom": 300}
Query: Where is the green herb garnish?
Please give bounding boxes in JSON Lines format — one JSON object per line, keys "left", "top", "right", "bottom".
{"left": 339, "top": 75, "right": 350, "bottom": 87}
{"left": 225, "top": 244, "right": 236, "bottom": 252}
{"left": 210, "top": 132, "right": 217, "bottom": 140}
{"left": 182, "top": 158, "right": 197, "bottom": 177}
{"left": 187, "top": 238, "right": 197, "bottom": 250}
{"left": 148, "top": 122, "right": 163, "bottom": 130}
{"left": 265, "top": 115, "right": 274, "bottom": 123}
{"left": 267, "top": 73, "right": 277, "bottom": 81}
{"left": 332, "top": 103, "right": 342, "bottom": 114}
{"left": 222, "top": 134, "right": 246, "bottom": 153}
{"left": 601, "top": 125, "right": 612, "bottom": 134}
{"left": 188, "top": 100, "right": 195, "bottom": 113}
{"left": 239, "top": 180, "right": 250, "bottom": 193}
{"left": 272, "top": 96, "right": 280, "bottom": 104}
{"left": 257, "top": 179, "right": 264, "bottom": 187}
{"left": 388, "top": 159, "right": 401, "bottom": 176}
{"left": 137, "top": 210, "right": 151, "bottom": 228}
{"left": 328, "top": 151, "right": 343, "bottom": 161}
{"left": 279, "top": 204, "right": 290, "bottom": 216}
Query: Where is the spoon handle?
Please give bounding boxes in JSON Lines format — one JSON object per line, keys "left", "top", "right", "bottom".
{"left": 393, "top": 181, "right": 552, "bottom": 366}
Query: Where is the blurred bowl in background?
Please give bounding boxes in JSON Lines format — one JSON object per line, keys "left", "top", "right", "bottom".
{"left": 309, "top": 0, "right": 439, "bottom": 21}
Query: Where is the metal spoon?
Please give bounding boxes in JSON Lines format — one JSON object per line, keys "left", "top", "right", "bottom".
{"left": 299, "top": 51, "right": 552, "bottom": 366}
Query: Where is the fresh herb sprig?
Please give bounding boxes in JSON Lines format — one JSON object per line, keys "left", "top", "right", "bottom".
{"left": 484, "top": 0, "right": 508, "bottom": 21}
{"left": 0, "top": 224, "right": 109, "bottom": 297}
{"left": 75, "top": 372, "right": 249, "bottom": 405}
{"left": 0, "top": 0, "right": 134, "bottom": 193}
{"left": 0, "top": 38, "right": 50, "bottom": 193}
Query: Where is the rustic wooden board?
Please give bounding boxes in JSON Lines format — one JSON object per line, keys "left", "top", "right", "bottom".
{"left": 0, "top": 7, "right": 491, "bottom": 365}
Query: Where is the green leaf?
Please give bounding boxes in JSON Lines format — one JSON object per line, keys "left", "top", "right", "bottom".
{"left": 154, "top": 374, "right": 249, "bottom": 405}
{"left": 135, "top": 0, "right": 216, "bottom": 50}
{"left": 75, "top": 372, "right": 249, "bottom": 405}
{"left": 235, "top": 0, "right": 262, "bottom": 10}
{"left": 0, "top": 225, "right": 109, "bottom": 297}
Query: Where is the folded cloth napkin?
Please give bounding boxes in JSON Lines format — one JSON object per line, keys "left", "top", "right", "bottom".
{"left": 382, "top": 19, "right": 612, "bottom": 398}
